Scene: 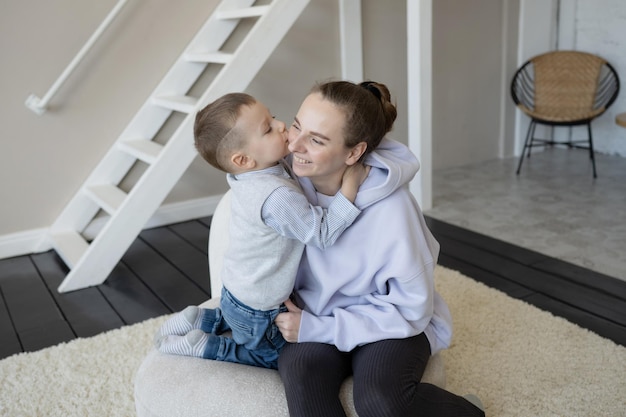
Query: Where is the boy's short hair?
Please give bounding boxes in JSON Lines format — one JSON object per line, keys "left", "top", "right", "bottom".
{"left": 194, "top": 92, "right": 256, "bottom": 173}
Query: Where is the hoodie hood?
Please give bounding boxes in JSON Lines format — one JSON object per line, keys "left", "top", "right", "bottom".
{"left": 295, "top": 138, "right": 420, "bottom": 210}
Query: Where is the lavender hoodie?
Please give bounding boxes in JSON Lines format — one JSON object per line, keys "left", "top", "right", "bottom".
{"left": 293, "top": 138, "right": 453, "bottom": 354}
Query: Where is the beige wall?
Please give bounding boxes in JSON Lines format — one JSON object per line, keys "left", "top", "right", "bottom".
{"left": 361, "top": 0, "right": 408, "bottom": 145}
{"left": 1, "top": 0, "right": 225, "bottom": 235}
{"left": 431, "top": 0, "right": 510, "bottom": 169}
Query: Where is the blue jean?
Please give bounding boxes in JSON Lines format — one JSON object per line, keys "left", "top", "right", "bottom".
{"left": 199, "top": 287, "right": 287, "bottom": 369}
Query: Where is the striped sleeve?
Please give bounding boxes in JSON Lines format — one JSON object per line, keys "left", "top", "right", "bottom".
{"left": 262, "top": 187, "right": 360, "bottom": 249}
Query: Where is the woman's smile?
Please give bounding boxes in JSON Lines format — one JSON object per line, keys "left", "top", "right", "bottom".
{"left": 292, "top": 155, "right": 311, "bottom": 165}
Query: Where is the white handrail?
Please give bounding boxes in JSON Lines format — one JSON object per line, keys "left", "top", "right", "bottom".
{"left": 25, "top": 0, "right": 130, "bottom": 115}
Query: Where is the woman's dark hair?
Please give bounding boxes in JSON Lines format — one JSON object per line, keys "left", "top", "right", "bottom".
{"left": 311, "top": 80, "right": 397, "bottom": 157}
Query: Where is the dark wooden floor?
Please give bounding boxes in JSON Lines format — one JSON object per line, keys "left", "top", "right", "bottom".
{"left": 1, "top": 216, "right": 625, "bottom": 360}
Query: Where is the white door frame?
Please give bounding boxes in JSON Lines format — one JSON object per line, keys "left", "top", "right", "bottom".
{"left": 407, "top": 0, "right": 433, "bottom": 210}
{"left": 514, "top": 0, "right": 558, "bottom": 153}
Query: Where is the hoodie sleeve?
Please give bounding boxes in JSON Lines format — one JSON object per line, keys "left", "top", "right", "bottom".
{"left": 355, "top": 138, "right": 420, "bottom": 209}
{"left": 368, "top": 137, "right": 420, "bottom": 176}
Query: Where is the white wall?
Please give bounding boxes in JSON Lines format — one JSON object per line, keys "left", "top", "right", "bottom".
{"left": 0, "top": 0, "right": 408, "bottom": 248}
{"left": 558, "top": 0, "right": 626, "bottom": 156}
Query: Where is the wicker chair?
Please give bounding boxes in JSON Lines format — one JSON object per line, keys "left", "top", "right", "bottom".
{"left": 511, "top": 50, "right": 620, "bottom": 177}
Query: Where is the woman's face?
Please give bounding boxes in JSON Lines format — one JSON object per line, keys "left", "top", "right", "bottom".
{"left": 288, "top": 93, "right": 362, "bottom": 194}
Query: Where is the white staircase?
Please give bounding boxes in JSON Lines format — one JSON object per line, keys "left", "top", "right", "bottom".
{"left": 46, "top": 0, "right": 310, "bottom": 292}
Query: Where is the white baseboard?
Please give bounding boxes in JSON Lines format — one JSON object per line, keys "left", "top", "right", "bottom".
{"left": 0, "top": 228, "right": 49, "bottom": 260}
{"left": 0, "top": 194, "right": 224, "bottom": 260}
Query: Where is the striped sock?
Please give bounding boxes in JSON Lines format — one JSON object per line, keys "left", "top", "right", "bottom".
{"left": 155, "top": 306, "right": 202, "bottom": 343}
{"left": 156, "top": 329, "right": 208, "bottom": 358}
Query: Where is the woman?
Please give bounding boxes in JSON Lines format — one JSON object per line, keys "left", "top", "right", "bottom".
{"left": 275, "top": 80, "right": 485, "bottom": 417}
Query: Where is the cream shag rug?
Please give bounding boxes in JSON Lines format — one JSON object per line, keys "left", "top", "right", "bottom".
{"left": 1, "top": 267, "right": 625, "bottom": 417}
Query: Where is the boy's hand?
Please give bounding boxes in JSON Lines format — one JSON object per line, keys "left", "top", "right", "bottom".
{"left": 341, "top": 163, "right": 371, "bottom": 203}
{"left": 343, "top": 163, "right": 371, "bottom": 187}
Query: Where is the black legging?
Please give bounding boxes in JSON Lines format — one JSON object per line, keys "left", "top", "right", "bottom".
{"left": 277, "top": 333, "right": 485, "bottom": 417}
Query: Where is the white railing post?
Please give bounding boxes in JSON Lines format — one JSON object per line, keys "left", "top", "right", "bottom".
{"left": 338, "top": 0, "right": 363, "bottom": 82}
{"left": 25, "top": 0, "right": 130, "bottom": 115}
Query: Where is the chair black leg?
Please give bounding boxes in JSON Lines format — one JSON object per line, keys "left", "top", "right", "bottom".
{"left": 587, "top": 123, "right": 597, "bottom": 178}
{"left": 527, "top": 121, "right": 537, "bottom": 158}
{"left": 516, "top": 120, "right": 536, "bottom": 175}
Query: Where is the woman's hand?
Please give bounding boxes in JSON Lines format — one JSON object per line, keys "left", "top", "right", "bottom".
{"left": 275, "top": 299, "right": 302, "bottom": 343}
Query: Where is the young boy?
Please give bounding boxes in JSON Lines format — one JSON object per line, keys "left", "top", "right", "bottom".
{"left": 154, "top": 93, "right": 367, "bottom": 369}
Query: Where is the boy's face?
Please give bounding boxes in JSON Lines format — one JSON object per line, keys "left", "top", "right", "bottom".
{"left": 236, "top": 101, "right": 289, "bottom": 170}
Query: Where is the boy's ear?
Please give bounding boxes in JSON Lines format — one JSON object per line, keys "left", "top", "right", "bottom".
{"left": 345, "top": 142, "right": 367, "bottom": 165}
{"left": 231, "top": 152, "right": 256, "bottom": 170}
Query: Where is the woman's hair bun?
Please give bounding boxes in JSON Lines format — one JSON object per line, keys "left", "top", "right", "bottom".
{"left": 360, "top": 81, "right": 397, "bottom": 132}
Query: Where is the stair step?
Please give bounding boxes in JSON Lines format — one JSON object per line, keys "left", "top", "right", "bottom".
{"left": 84, "top": 184, "right": 128, "bottom": 215}
{"left": 51, "top": 231, "right": 89, "bottom": 269}
{"left": 117, "top": 140, "right": 164, "bottom": 164}
{"left": 183, "top": 51, "right": 233, "bottom": 64}
{"left": 216, "top": 5, "right": 270, "bottom": 20}
{"left": 151, "top": 95, "right": 198, "bottom": 113}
